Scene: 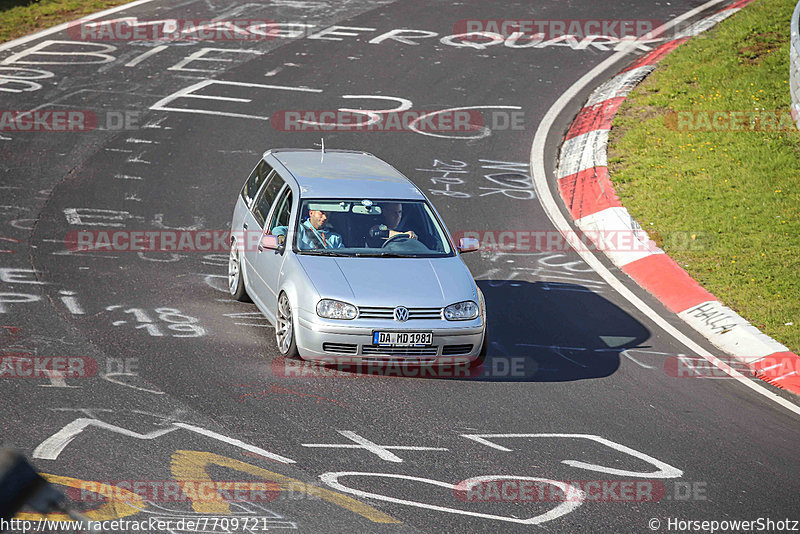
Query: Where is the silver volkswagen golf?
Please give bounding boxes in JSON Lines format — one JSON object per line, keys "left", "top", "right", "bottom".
{"left": 228, "top": 149, "right": 486, "bottom": 364}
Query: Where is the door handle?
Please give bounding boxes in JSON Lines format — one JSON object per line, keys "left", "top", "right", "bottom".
{"left": 243, "top": 222, "right": 248, "bottom": 230}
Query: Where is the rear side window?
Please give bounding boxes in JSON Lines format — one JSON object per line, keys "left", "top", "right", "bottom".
{"left": 253, "top": 173, "right": 285, "bottom": 227}
{"left": 269, "top": 189, "right": 293, "bottom": 234}
{"left": 241, "top": 160, "right": 274, "bottom": 207}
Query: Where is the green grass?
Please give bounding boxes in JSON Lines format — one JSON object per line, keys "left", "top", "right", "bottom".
{"left": 608, "top": 0, "right": 799, "bottom": 353}
{"left": 0, "top": 0, "right": 132, "bottom": 43}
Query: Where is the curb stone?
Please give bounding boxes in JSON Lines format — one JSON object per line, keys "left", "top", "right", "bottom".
{"left": 555, "top": 0, "right": 800, "bottom": 395}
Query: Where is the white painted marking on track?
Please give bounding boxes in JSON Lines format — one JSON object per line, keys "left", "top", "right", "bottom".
{"left": 172, "top": 422, "right": 295, "bottom": 464}
{"left": 216, "top": 149, "right": 259, "bottom": 155}
{"left": 143, "top": 116, "right": 169, "bottom": 129}
{"left": 137, "top": 252, "right": 185, "bottom": 262}
{"left": 297, "top": 94, "right": 412, "bottom": 128}
{"left": 320, "top": 472, "right": 583, "bottom": 525}
{"left": 126, "top": 153, "right": 151, "bottom": 164}
{"left": 169, "top": 48, "right": 262, "bottom": 73}
{"left": 408, "top": 105, "right": 522, "bottom": 140}
{"left": 461, "top": 433, "right": 683, "bottom": 478}
{"left": 619, "top": 349, "right": 673, "bottom": 369}
{"left": 529, "top": 0, "right": 800, "bottom": 418}
{"left": 152, "top": 213, "right": 203, "bottom": 230}
{"left": 58, "top": 290, "right": 84, "bottom": 314}
{"left": 150, "top": 79, "right": 322, "bottom": 121}
{"left": 39, "top": 370, "right": 79, "bottom": 389}
{"left": 1, "top": 40, "right": 117, "bottom": 66}
{"left": 517, "top": 344, "right": 588, "bottom": 368}
{"left": 34, "top": 418, "right": 177, "bottom": 459}
{"left": 101, "top": 373, "right": 165, "bottom": 395}
{"left": 0, "top": 67, "right": 53, "bottom": 94}
{"left": 200, "top": 273, "right": 228, "bottom": 293}
{"left": 34, "top": 417, "right": 295, "bottom": 463}
{"left": 301, "top": 430, "right": 447, "bottom": 462}
{"left": 181, "top": 94, "right": 250, "bottom": 103}
{"left": 41, "top": 237, "right": 119, "bottom": 259}
{"left": 124, "top": 45, "right": 168, "bottom": 67}
{"left": 223, "top": 311, "right": 271, "bottom": 327}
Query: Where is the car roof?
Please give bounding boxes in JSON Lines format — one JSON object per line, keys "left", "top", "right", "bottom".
{"left": 266, "top": 149, "right": 425, "bottom": 200}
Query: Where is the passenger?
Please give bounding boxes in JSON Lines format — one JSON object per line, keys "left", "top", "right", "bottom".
{"left": 273, "top": 209, "right": 344, "bottom": 249}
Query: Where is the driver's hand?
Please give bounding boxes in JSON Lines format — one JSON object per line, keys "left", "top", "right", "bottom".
{"left": 406, "top": 231, "right": 417, "bottom": 239}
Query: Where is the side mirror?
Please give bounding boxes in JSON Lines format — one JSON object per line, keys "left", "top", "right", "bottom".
{"left": 259, "top": 234, "right": 282, "bottom": 251}
{"left": 457, "top": 237, "right": 480, "bottom": 253}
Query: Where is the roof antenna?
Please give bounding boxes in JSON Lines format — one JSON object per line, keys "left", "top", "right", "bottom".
{"left": 313, "top": 137, "right": 325, "bottom": 163}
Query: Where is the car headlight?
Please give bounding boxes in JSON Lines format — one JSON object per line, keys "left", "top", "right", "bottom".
{"left": 444, "top": 300, "right": 479, "bottom": 321}
{"left": 316, "top": 299, "right": 358, "bottom": 320}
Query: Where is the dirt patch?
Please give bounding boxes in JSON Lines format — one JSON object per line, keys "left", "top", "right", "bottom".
{"left": 737, "top": 31, "right": 783, "bottom": 64}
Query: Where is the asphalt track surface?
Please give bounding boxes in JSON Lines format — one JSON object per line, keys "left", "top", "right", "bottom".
{"left": 1, "top": 1, "right": 799, "bottom": 533}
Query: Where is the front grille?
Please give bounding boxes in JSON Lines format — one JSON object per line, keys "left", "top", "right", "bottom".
{"left": 361, "top": 345, "right": 439, "bottom": 357}
{"left": 322, "top": 342, "right": 358, "bottom": 354}
{"left": 442, "top": 344, "right": 473, "bottom": 355}
{"left": 360, "top": 356, "right": 437, "bottom": 365}
{"left": 358, "top": 307, "right": 442, "bottom": 320}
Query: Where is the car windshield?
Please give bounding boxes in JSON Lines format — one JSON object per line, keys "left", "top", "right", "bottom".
{"left": 284, "top": 199, "right": 454, "bottom": 257}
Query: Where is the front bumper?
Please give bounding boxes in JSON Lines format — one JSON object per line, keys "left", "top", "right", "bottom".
{"left": 294, "top": 308, "right": 485, "bottom": 364}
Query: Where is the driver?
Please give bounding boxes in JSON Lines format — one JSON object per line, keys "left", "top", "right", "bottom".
{"left": 272, "top": 209, "right": 344, "bottom": 249}
{"left": 367, "top": 202, "right": 417, "bottom": 244}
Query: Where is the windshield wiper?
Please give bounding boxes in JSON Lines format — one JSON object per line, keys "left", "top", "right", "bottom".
{"left": 369, "top": 252, "right": 415, "bottom": 258}
{"left": 300, "top": 250, "right": 351, "bottom": 257}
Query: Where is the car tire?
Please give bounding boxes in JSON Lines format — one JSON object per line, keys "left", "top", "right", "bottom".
{"left": 228, "top": 239, "right": 250, "bottom": 302}
{"left": 276, "top": 292, "right": 299, "bottom": 358}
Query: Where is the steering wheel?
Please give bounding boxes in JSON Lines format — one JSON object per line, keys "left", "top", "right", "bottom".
{"left": 381, "top": 233, "right": 411, "bottom": 248}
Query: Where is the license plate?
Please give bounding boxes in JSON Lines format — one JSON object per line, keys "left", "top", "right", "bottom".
{"left": 373, "top": 331, "right": 433, "bottom": 346}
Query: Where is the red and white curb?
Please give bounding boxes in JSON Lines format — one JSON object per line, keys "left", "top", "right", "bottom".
{"left": 556, "top": 0, "right": 800, "bottom": 395}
